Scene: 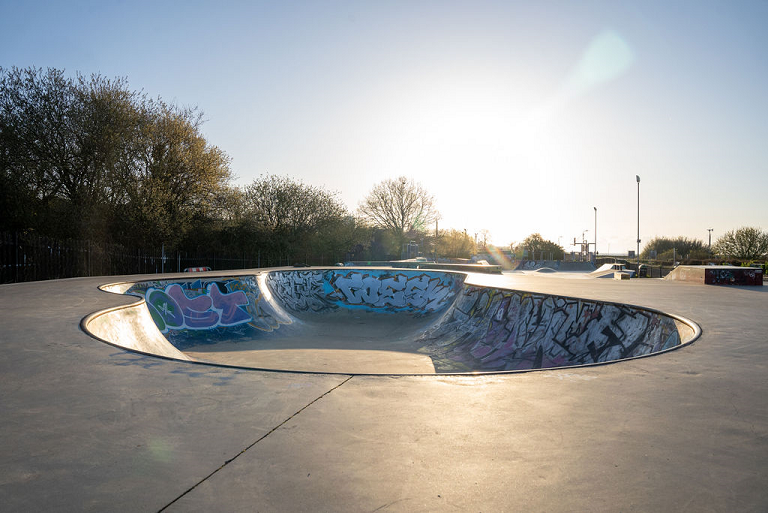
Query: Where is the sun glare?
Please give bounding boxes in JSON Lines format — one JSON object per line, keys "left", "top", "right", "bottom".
{"left": 352, "top": 31, "right": 637, "bottom": 248}
{"left": 362, "top": 75, "right": 581, "bottom": 247}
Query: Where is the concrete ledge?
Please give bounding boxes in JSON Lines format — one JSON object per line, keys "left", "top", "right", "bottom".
{"left": 348, "top": 261, "right": 502, "bottom": 274}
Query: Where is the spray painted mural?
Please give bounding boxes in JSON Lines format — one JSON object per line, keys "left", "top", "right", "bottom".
{"left": 265, "top": 270, "right": 462, "bottom": 313}
{"left": 128, "top": 269, "right": 462, "bottom": 341}
{"left": 418, "top": 286, "right": 684, "bottom": 372}
{"left": 263, "top": 271, "right": 335, "bottom": 312}
{"left": 144, "top": 283, "right": 250, "bottom": 331}
{"left": 127, "top": 277, "right": 292, "bottom": 344}
{"left": 704, "top": 267, "right": 763, "bottom": 286}
{"left": 123, "top": 270, "right": 693, "bottom": 372}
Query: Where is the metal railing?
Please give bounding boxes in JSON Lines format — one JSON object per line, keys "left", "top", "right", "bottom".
{"left": 0, "top": 232, "right": 288, "bottom": 283}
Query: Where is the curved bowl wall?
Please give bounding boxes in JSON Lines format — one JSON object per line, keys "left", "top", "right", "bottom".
{"left": 83, "top": 268, "right": 700, "bottom": 375}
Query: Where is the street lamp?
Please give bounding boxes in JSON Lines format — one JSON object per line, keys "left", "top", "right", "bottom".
{"left": 636, "top": 175, "right": 641, "bottom": 266}
{"left": 593, "top": 206, "right": 597, "bottom": 260}
{"left": 708, "top": 228, "right": 713, "bottom": 253}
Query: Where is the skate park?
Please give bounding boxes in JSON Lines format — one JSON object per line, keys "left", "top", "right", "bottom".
{"left": 85, "top": 268, "right": 698, "bottom": 374}
{"left": 5, "top": 1, "right": 768, "bottom": 509}
{"left": 2, "top": 266, "right": 767, "bottom": 511}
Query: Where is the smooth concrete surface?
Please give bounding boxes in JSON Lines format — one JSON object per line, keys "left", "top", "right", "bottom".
{"left": 1, "top": 271, "right": 767, "bottom": 512}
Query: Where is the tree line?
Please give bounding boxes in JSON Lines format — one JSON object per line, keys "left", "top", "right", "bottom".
{"left": 4, "top": 67, "right": 765, "bottom": 270}
{"left": 511, "top": 230, "right": 768, "bottom": 263}
{"left": 641, "top": 228, "right": 768, "bottom": 262}
{"left": 1, "top": 67, "right": 483, "bottom": 267}
{"left": 1, "top": 67, "right": 230, "bottom": 249}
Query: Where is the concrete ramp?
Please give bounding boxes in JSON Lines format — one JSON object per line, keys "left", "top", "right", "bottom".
{"left": 84, "top": 296, "right": 191, "bottom": 361}
{"left": 85, "top": 268, "right": 699, "bottom": 374}
{"left": 589, "top": 263, "right": 635, "bottom": 279}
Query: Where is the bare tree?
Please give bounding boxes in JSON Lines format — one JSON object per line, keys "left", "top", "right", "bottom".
{"left": 358, "top": 176, "right": 439, "bottom": 249}
{"left": 479, "top": 228, "right": 491, "bottom": 249}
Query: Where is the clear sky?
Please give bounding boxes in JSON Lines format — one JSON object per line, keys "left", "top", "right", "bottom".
{"left": 2, "top": 0, "right": 767, "bottom": 254}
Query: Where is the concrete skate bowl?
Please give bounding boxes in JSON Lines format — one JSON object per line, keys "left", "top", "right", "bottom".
{"left": 84, "top": 268, "right": 700, "bottom": 375}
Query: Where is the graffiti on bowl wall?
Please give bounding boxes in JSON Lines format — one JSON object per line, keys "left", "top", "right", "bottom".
{"left": 265, "top": 269, "right": 461, "bottom": 313}
{"left": 124, "top": 270, "right": 689, "bottom": 372}
{"left": 420, "top": 286, "right": 682, "bottom": 372}
{"left": 327, "top": 270, "right": 457, "bottom": 311}
{"left": 128, "top": 277, "right": 291, "bottom": 334}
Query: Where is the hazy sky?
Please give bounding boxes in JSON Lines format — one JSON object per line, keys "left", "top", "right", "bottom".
{"left": 2, "top": 1, "right": 767, "bottom": 254}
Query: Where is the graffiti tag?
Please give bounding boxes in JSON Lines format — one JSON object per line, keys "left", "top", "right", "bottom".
{"left": 145, "top": 283, "right": 251, "bottom": 332}
{"left": 266, "top": 271, "right": 334, "bottom": 312}
{"left": 419, "top": 287, "right": 681, "bottom": 372}
{"left": 328, "top": 271, "right": 455, "bottom": 311}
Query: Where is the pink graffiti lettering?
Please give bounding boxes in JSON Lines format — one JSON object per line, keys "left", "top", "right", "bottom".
{"left": 145, "top": 283, "right": 253, "bottom": 331}
{"left": 166, "top": 284, "right": 219, "bottom": 329}
{"left": 208, "top": 284, "right": 251, "bottom": 326}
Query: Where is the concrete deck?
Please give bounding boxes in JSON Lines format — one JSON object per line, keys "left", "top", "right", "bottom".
{"left": 1, "top": 271, "right": 767, "bottom": 511}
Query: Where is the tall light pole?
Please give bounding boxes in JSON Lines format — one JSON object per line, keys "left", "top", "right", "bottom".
{"left": 636, "top": 175, "right": 641, "bottom": 266}
{"left": 593, "top": 206, "right": 597, "bottom": 260}
{"left": 707, "top": 228, "right": 713, "bottom": 253}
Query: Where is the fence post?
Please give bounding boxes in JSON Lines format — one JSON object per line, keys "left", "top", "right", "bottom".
{"left": 32, "top": 235, "right": 37, "bottom": 282}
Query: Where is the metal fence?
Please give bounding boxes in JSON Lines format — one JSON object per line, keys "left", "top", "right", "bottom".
{"left": 624, "top": 263, "right": 675, "bottom": 278}
{"left": 0, "top": 232, "right": 278, "bottom": 284}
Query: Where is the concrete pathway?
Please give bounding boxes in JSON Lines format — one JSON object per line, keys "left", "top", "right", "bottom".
{"left": 1, "top": 272, "right": 766, "bottom": 512}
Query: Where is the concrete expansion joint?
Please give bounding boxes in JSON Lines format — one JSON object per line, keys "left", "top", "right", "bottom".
{"left": 157, "top": 375, "right": 354, "bottom": 512}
